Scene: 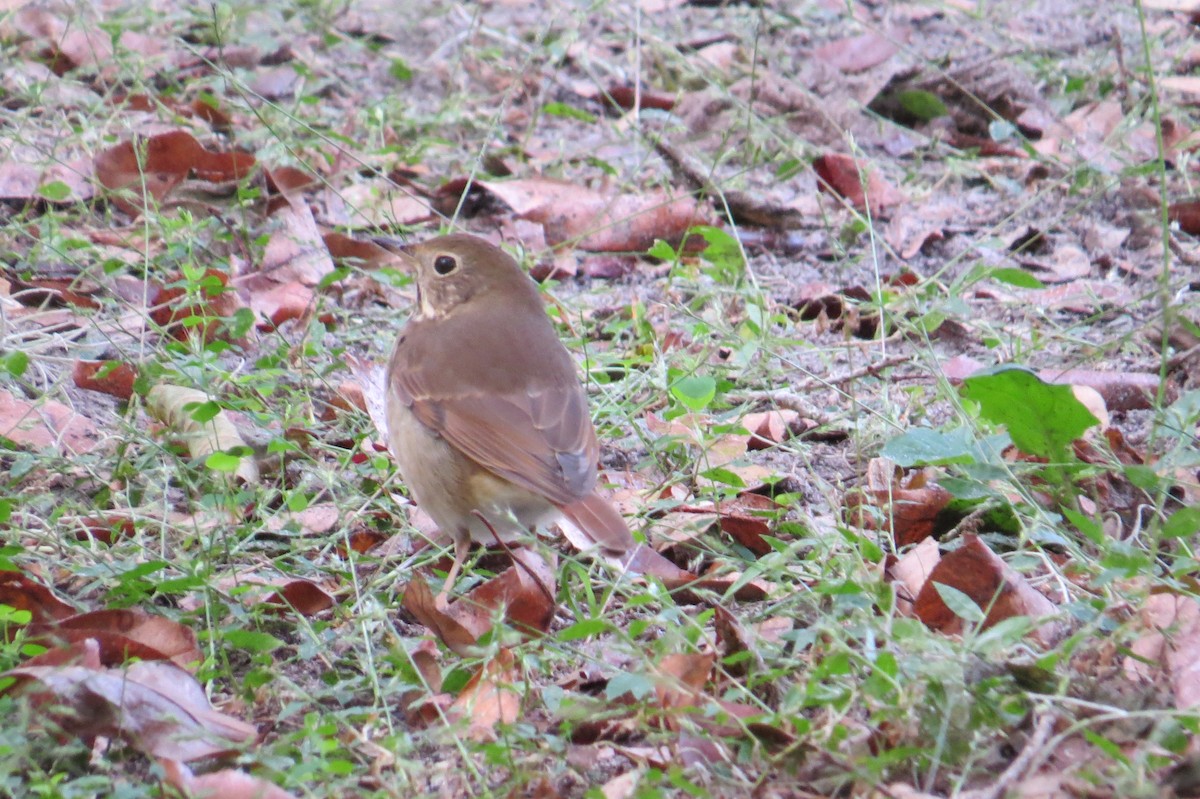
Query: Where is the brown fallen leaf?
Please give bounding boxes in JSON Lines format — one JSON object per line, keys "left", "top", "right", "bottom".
{"left": 0, "top": 570, "right": 77, "bottom": 625}
{"left": 402, "top": 575, "right": 486, "bottom": 656}
{"left": 846, "top": 459, "right": 953, "bottom": 547}
{"left": 1169, "top": 200, "right": 1200, "bottom": 236}
{"left": 151, "top": 268, "right": 245, "bottom": 343}
{"left": 813, "top": 28, "right": 907, "bottom": 73}
{"left": 654, "top": 652, "right": 714, "bottom": 710}
{"left": 945, "top": 357, "right": 1163, "bottom": 411}
{"left": 448, "top": 649, "right": 520, "bottom": 740}
{"left": 883, "top": 536, "right": 941, "bottom": 617}
{"left": 1123, "top": 594, "right": 1200, "bottom": 709}
{"left": 435, "top": 176, "right": 704, "bottom": 252}
{"left": 813, "top": 153, "right": 904, "bottom": 217}
{"left": 94, "top": 130, "right": 255, "bottom": 215}
{"left": 4, "top": 659, "right": 256, "bottom": 761}
{"left": 161, "top": 760, "right": 298, "bottom": 799}
{"left": 458, "top": 548, "right": 557, "bottom": 635}
{"left": 73, "top": 360, "right": 138, "bottom": 401}
{"left": 0, "top": 388, "right": 102, "bottom": 456}
{"left": 912, "top": 534, "right": 1062, "bottom": 646}
{"left": 29, "top": 608, "right": 202, "bottom": 670}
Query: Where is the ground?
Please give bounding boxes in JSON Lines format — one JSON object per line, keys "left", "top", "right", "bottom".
{"left": 1, "top": 0, "right": 1199, "bottom": 797}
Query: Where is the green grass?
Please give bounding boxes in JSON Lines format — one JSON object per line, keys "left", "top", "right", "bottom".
{"left": 0, "top": 0, "right": 1198, "bottom": 796}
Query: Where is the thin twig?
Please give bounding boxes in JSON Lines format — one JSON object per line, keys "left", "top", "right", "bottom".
{"left": 732, "top": 352, "right": 914, "bottom": 421}
{"left": 470, "top": 509, "right": 556, "bottom": 607}
{"left": 958, "top": 711, "right": 1057, "bottom": 799}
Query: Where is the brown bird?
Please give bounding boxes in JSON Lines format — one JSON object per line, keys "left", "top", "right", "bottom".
{"left": 379, "top": 233, "right": 634, "bottom": 592}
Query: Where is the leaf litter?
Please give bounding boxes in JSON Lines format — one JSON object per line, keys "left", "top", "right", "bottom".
{"left": 0, "top": 0, "right": 1198, "bottom": 796}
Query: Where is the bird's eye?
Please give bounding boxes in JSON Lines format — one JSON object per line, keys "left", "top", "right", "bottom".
{"left": 433, "top": 254, "right": 458, "bottom": 275}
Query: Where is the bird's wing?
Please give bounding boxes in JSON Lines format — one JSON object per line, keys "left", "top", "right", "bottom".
{"left": 389, "top": 324, "right": 598, "bottom": 507}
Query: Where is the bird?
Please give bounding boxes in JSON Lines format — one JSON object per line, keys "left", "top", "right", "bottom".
{"left": 377, "top": 233, "right": 635, "bottom": 594}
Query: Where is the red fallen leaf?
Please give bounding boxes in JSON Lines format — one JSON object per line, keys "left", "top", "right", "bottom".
{"left": 94, "top": 130, "right": 256, "bottom": 215}
{"left": 72, "top": 515, "right": 136, "bottom": 545}
{"left": 73, "top": 360, "right": 137, "bottom": 400}
{"left": 402, "top": 576, "right": 485, "bottom": 657}
{"left": 814, "top": 28, "right": 906, "bottom": 73}
{"left": 4, "top": 659, "right": 255, "bottom": 761}
{"left": 882, "top": 536, "right": 940, "bottom": 618}
{"left": 0, "top": 388, "right": 102, "bottom": 456}
{"left": 654, "top": 652, "right": 715, "bottom": 710}
{"left": 845, "top": 460, "right": 953, "bottom": 547}
{"left": 912, "top": 534, "right": 1062, "bottom": 646}
{"left": 435, "top": 177, "right": 705, "bottom": 252}
{"left": 322, "top": 232, "right": 400, "bottom": 268}
{"left": 813, "top": 153, "right": 904, "bottom": 216}
{"left": 151, "top": 268, "right": 245, "bottom": 343}
{"left": 4, "top": 273, "right": 101, "bottom": 309}
{"left": 161, "top": 760, "right": 298, "bottom": 799}
{"left": 459, "top": 549, "right": 557, "bottom": 635}
{"left": 0, "top": 571, "right": 77, "bottom": 625}
{"left": 1169, "top": 200, "right": 1200, "bottom": 235}
{"left": 29, "top": 608, "right": 203, "bottom": 670}
{"left": 601, "top": 84, "right": 676, "bottom": 112}
{"left": 448, "top": 649, "right": 520, "bottom": 740}
{"left": 265, "top": 580, "right": 335, "bottom": 617}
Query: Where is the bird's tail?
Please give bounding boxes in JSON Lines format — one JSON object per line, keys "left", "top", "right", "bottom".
{"left": 559, "top": 492, "right": 634, "bottom": 554}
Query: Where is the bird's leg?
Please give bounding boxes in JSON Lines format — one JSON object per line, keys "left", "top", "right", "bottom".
{"left": 440, "top": 536, "right": 470, "bottom": 598}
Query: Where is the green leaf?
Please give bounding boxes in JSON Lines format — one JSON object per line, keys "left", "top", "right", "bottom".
{"left": 186, "top": 400, "right": 221, "bottom": 423}
{"left": 961, "top": 365, "right": 1099, "bottom": 459}
{"left": 205, "top": 451, "right": 242, "bottom": 472}
{"left": 693, "top": 225, "right": 743, "bottom": 284}
{"left": 1163, "top": 506, "right": 1200, "bottom": 538}
{"left": 933, "top": 582, "right": 986, "bottom": 625}
{"left": 605, "top": 671, "right": 655, "bottom": 702}
{"left": 1062, "top": 506, "right": 1104, "bottom": 545}
{"left": 987, "top": 268, "right": 1045, "bottom": 289}
{"left": 542, "top": 101, "right": 596, "bottom": 123}
{"left": 671, "top": 374, "right": 716, "bottom": 410}
{"left": 881, "top": 427, "right": 978, "bottom": 466}
{"left": 647, "top": 239, "right": 677, "bottom": 261}
{"left": 775, "top": 157, "right": 803, "bottom": 180}
{"left": 389, "top": 59, "right": 413, "bottom": 81}
{"left": 2, "top": 351, "right": 28, "bottom": 377}
{"left": 897, "top": 90, "right": 948, "bottom": 121}
{"left": 224, "top": 628, "right": 284, "bottom": 653}
{"left": 557, "top": 618, "right": 612, "bottom": 641}
{"left": 37, "top": 180, "right": 71, "bottom": 201}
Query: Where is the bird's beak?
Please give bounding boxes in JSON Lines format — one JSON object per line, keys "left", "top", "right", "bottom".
{"left": 372, "top": 237, "right": 419, "bottom": 273}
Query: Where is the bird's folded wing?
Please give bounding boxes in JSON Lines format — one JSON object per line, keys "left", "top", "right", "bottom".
{"left": 393, "top": 374, "right": 599, "bottom": 506}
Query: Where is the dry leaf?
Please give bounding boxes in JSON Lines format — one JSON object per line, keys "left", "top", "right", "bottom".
{"left": 449, "top": 649, "right": 520, "bottom": 740}
{"left": 161, "top": 760, "right": 298, "bottom": 799}
{"left": 73, "top": 360, "right": 137, "bottom": 401}
{"left": 0, "top": 388, "right": 102, "bottom": 456}
{"left": 29, "top": 608, "right": 202, "bottom": 670}
{"left": 813, "top": 153, "right": 904, "bottom": 216}
{"left": 5, "top": 660, "right": 255, "bottom": 761}
{"left": 912, "top": 534, "right": 1062, "bottom": 646}
{"left": 145, "top": 384, "right": 260, "bottom": 484}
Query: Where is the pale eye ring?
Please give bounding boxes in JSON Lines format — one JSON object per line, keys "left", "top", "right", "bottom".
{"left": 433, "top": 254, "right": 457, "bottom": 275}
